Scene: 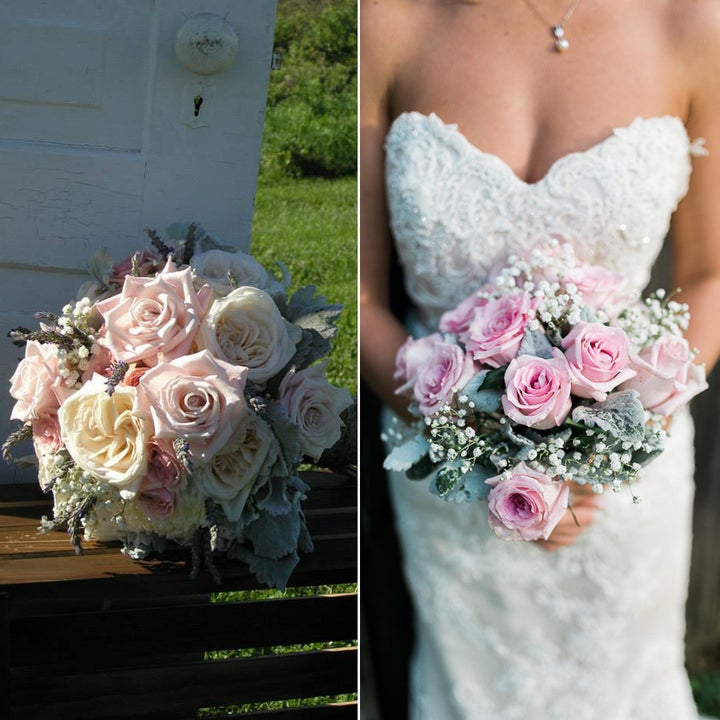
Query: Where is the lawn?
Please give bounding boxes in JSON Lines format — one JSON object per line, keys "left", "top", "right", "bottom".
{"left": 250, "top": 175, "right": 357, "bottom": 397}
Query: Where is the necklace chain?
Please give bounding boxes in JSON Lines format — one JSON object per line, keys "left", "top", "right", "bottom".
{"left": 520, "top": 0, "right": 584, "bottom": 52}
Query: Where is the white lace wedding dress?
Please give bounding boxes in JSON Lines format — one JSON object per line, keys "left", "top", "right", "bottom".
{"left": 383, "top": 111, "right": 704, "bottom": 719}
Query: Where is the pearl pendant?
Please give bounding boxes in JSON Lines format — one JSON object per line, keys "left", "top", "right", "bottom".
{"left": 552, "top": 25, "right": 569, "bottom": 52}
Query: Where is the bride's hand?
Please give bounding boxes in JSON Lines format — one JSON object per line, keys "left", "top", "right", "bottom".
{"left": 538, "top": 482, "right": 601, "bottom": 551}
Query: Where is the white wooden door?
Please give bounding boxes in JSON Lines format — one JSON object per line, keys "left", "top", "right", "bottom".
{"left": 0, "top": 0, "right": 278, "bottom": 481}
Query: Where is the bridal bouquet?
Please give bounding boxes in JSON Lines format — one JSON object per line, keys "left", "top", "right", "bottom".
{"left": 385, "top": 240, "right": 707, "bottom": 541}
{"left": 4, "top": 223, "right": 353, "bottom": 588}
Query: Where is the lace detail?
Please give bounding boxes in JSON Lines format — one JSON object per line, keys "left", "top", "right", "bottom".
{"left": 382, "top": 113, "right": 702, "bottom": 718}
{"left": 385, "top": 113, "right": 694, "bottom": 329}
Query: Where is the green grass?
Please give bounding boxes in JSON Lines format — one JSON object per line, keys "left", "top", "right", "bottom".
{"left": 250, "top": 175, "right": 357, "bottom": 396}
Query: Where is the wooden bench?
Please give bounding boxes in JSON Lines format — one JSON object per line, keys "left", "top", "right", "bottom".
{"left": 0, "top": 470, "right": 357, "bottom": 720}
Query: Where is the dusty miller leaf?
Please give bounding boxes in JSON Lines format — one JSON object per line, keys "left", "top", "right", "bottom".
{"left": 572, "top": 390, "right": 646, "bottom": 444}
{"left": 383, "top": 435, "right": 430, "bottom": 472}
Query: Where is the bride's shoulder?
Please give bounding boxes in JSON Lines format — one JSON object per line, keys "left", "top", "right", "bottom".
{"left": 666, "top": 0, "right": 720, "bottom": 64}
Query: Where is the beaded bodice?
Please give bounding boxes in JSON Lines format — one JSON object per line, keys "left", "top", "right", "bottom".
{"left": 385, "top": 112, "right": 698, "bottom": 328}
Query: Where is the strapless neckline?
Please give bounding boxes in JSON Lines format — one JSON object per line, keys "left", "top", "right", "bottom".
{"left": 384, "top": 110, "right": 698, "bottom": 328}
{"left": 387, "top": 112, "right": 690, "bottom": 187}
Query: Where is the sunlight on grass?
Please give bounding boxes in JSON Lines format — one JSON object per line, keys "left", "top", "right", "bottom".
{"left": 250, "top": 176, "right": 357, "bottom": 396}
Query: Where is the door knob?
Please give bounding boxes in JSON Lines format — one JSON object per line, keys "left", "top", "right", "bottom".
{"left": 174, "top": 13, "right": 239, "bottom": 75}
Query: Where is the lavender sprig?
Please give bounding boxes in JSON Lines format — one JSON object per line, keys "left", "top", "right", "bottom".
{"left": 105, "top": 360, "right": 129, "bottom": 396}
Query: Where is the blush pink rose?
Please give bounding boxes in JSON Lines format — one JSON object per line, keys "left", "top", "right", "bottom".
{"left": 438, "top": 292, "right": 489, "bottom": 338}
{"left": 135, "top": 350, "right": 248, "bottom": 462}
{"left": 96, "top": 257, "right": 213, "bottom": 367}
{"left": 278, "top": 362, "right": 353, "bottom": 460}
{"left": 107, "top": 249, "right": 163, "bottom": 288}
{"left": 561, "top": 322, "right": 636, "bottom": 401}
{"left": 413, "top": 342, "right": 476, "bottom": 416}
{"left": 564, "top": 265, "right": 628, "bottom": 317}
{"left": 135, "top": 441, "right": 184, "bottom": 520}
{"left": 9, "top": 341, "right": 73, "bottom": 422}
{"left": 80, "top": 343, "right": 113, "bottom": 383}
{"left": 502, "top": 350, "right": 572, "bottom": 430}
{"left": 621, "top": 335, "right": 708, "bottom": 416}
{"left": 31, "top": 413, "right": 64, "bottom": 454}
{"left": 486, "top": 462, "right": 570, "bottom": 541}
{"left": 465, "top": 293, "right": 534, "bottom": 368}
{"left": 122, "top": 364, "right": 150, "bottom": 387}
{"left": 393, "top": 333, "right": 443, "bottom": 396}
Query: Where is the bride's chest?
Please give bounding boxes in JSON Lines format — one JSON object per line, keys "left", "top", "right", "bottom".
{"left": 385, "top": 113, "right": 695, "bottom": 325}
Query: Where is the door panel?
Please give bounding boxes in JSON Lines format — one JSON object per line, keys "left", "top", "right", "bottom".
{"left": 0, "top": 0, "right": 278, "bottom": 480}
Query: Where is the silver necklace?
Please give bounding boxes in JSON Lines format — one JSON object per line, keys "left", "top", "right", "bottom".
{"left": 520, "top": 0, "right": 583, "bottom": 52}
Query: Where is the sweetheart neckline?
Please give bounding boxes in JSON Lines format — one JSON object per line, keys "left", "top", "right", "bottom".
{"left": 387, "top": 112, "right": 690, "bottom": 187}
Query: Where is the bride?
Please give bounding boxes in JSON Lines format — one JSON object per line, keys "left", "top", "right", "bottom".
{"left": 360, "top": 0, "right": 720, "bottom": 718}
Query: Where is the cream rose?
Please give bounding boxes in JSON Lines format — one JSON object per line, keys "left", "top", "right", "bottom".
{"left": 191, "top": 249, "right": 284, "bottom": 297}
{"left": 96, "top": 257, "right": 214, "bottom": 367}
{"left": 195, "top": 412, "right": 279, "bottom": 521}
{"left": 9, "top": 341, "right": 73, "bottom": 422}
{"left": 278, "top": 362, "right": 353, "bottom": 461}
{"left": 58, "top": 374, "right": 151, "bottom": 491}
{"left": 135, "top": 350, "right": 249, "bottom": 462}
{"left": 198, "top": 286, "right": 301, "bottom": 383}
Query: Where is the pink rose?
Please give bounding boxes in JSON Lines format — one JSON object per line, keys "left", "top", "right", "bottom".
{"left": 107, "top": 249, "right": 163, "bottom": 288}
{"left": 438, "top": 292, "right": 488, "bottom": 338}
{"left": 412, "top": 342, "right": 476, "bottom": 416}
{"left": 393, "top": 333, "right": 442, "bottom": 395}
{"left": 122, "top": 364, "right": 150, "bottom": 387}
{"left": 31, "top": 413, "right": 64, "bottom": 454}
{"left": 486, "top": 462, "right": 570, "bottom": 541}
{"left": 135, "top": 441, "right": 184, "bottom": 520}
{"left": 135, "top": 350, "right": 248, "bottom": 462}
{"left": 561, "top": 322, "right": 636, "bottom": 401}
{"left": 502, "top": 350, "right": 572, "bottom": 430}
{"left": 96, "top": 257, "right": 214, "bottom": 367}
{"left": 466, "top": 293, "right": 534, "bottom": 368}
{"left": 564, "top": 265, "right": 628, "bottom": 317}
{"left": 81, "top": 343, "right": 113, "bottom": 383}
{"left": 621, "top": 335, "right": 708, "bottom": 416}
{"left": 9, "top": 341, "right": 73, "bottom": 422}
{"left": 278, "top": 362, "right": 353, "bottom": 460}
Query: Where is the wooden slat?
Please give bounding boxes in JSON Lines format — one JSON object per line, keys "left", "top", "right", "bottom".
{"left": 9, "top": 648, "right": 358, "bottom": 719}
{"left": 1, "top": 472, "right": 357, "bottom": 719}
{"left": 11, "top": 593, "right": 358, "bottom": 666}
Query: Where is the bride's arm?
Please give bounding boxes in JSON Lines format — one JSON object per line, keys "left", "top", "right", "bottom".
{"left": 670, "top": 3, "right": 720, "bottom": 373}
{"left": 360, "top": 0, "right": 414, "bottom": 420}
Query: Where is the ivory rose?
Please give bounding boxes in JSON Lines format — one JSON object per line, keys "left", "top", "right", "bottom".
{"left": 621, "top": 335, "right": 708, "bottom": 416}
{"left": 191, "top": 249, "right": 284, "bottom": 297}
{"left": 486, "top": 462, "right": 570, "bottom": 541}
{"left": 502, "top": 350, "right": 572, "bottom": 430}
{"left": 195, "top": 412, "right": 279, "bottom": 521}
{"left": 198, "top": 286, "right": 301, "bottom": 383}
{"left": 412, "top": 341, "right": 476, "bottom": 416}
{"left": 96, "top": 257, "right": 213, "bottom": 367}
{"left": 561, "top": 322, "right": 636, "bottom": 401}
{"left": 466, "top": 293, "right": 535, "bottom": 368}
{"left": 58, "top": 375, "right": 151, "bottom": 491}
{"left": 135, "top": 350, "right": 248, "bottom": 462}
{"left": 9, "top": 341, "right": 72, "bottom": 422}
{"left": 393, "top": 333, "right": 443, "bottom": 396}
{"left": 279, "top": 362, "right": 353, "bottom": 461}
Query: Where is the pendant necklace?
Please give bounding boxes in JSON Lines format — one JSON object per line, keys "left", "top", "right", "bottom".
{"left": 520, "top": 0, "right": 584, "bottom": 52}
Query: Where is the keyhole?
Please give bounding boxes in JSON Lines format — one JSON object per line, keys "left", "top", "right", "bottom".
{"left": 193, "top": 95, "right": 204, "bottom": 117}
